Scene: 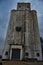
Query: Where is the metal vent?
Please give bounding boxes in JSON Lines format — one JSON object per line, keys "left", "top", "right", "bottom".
{"left": 16, "top": 26, "right": 22, "bottom": 32}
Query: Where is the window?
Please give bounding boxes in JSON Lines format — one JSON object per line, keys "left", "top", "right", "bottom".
{"left": 25, "top": 52, "right": 28, "bottom": 56}
{"left": 5, "top": 52, "right": 8, "bottom": 55}
{"left": 36, "top": 53, "right": 40, "bottom": 57}
{"left": 16, "top": 26, "right": 22, "bottom": 32}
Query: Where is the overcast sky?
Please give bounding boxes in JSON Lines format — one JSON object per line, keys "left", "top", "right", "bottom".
{"left": 0, "top": 0, "right": 43, "bottom": 54}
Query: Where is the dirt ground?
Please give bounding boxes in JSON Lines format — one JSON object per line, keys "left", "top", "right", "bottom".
{"left": 2, "top": 61, "right": 43, "bottom": 65}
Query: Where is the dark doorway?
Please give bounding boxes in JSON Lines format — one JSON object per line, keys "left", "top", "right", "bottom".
{"left": 12, "top": 49, "right": 20, "bottom": 60}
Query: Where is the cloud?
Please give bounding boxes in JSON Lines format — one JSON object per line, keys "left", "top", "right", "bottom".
{"left": 38, "top": 0, "right": 43, "bottom": 2}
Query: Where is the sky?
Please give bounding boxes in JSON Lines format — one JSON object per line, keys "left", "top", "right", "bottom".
{"left": 0, "top": 0, "right": 43, "bottom": 54}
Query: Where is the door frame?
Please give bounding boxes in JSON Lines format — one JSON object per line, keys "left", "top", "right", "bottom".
{"left": 10, "top": 45, "right": 23, "bottom": 60}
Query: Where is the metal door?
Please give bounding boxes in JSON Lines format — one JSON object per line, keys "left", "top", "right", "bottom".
{"left": 12, "top": 49, "right": 20, "bottom": 60}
